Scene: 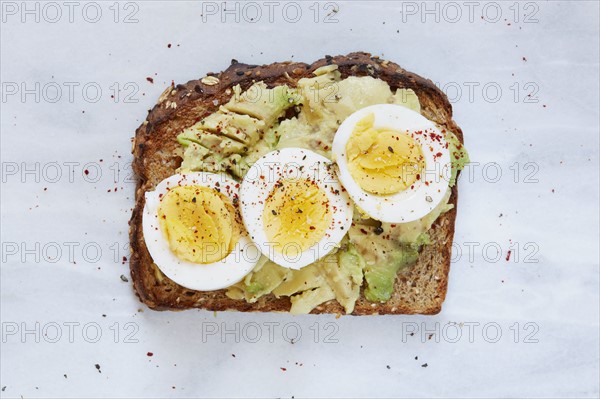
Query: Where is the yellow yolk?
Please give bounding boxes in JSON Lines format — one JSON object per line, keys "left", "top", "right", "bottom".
{"left": 345, "top": 113, "right": 425, "bottom": 195}
{"left": 157, "top": 185, "right": 240, "bottom": 264}
{"left": 262, "top": 178, "right": 331, "bottom": 256}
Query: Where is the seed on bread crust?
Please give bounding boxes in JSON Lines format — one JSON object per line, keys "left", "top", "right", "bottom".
{"left": 201, "top": 76, "right": 220, "bottom": 86}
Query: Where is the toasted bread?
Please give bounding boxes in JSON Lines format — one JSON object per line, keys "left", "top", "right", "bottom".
{"left": 129, "top": 52, "right": 463, "bottom": 314}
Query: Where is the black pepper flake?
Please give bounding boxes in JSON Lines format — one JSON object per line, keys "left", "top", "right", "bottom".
{"left": 421, "top": 363, "right": 428, "bottom": 368}
{"left": 388, "top": 146, "right": 394, "bottom": 153}
{"left": 386, "top": 365, "right": 391, "bottom": 369}
{"left": 120, "top": 274, "right": 129, "bottom": 282}
{"left": 374, "top": 226, "right": 384, "bottom": 235}
{"left": 236, "top": 70, "right": 244, "bottom": 76}
{"left": 271, "top": 210, "right": 277, "bottom": 216}
{"left": 192, "top": 197, "right": 197, "bottom": 203}
{"left": 95, "top": 364, "right": 101, "bottom": 373}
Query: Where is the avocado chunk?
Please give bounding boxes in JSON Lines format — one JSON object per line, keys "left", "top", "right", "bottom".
{"left": 226, "top": 257, "right": 291, "bottom": 303}
{"left": 201, "top": 111, "right": 265, "bottom": 145}
{"left": 324, "top": 76, "right": 393, "bottom": 121}
{"left": 290, "top": 285, "right": 336, "bottom": 315}
{"left": 393, "top": 88, "right": 421, "bottom": 113}
{"left": 363, "top": 245, "right": 419, "bottom": 302}
{"left": 318, "top": 243, "right": 365, "bottom": 314}
{"left": 296, "top": 67, "right": 341, "bottom": 127}
{"left": 446, "top": 131, "right": 470, "bottom": 187}
{"left": 178, "top": 129, "right": 246, "bottom": 156}
{"left": 272, "top": 263, "right": 326, "bottom": 297}
{"left": 224, "top": 82, "right": 297, "bottom": 126}
{"left": 271, "top": 254, "right": 342, "bottom": 314}
{"left": 180, "top": 142, "right": 210, "bottom": 171}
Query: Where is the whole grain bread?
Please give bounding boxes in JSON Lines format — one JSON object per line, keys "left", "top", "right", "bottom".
{"left": 129, "top": 52, "right": 463, "bottom": 315}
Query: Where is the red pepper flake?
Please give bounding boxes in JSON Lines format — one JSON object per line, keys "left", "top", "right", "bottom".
{"left": 506, "top": 250, "right": 512, "bottom": 261}
{"left": 309, "top": 226, "right": 316, "bottom": 230}
{"left": 280, "top": 367, "right": 287, "bottom": 372}
{"left": 147, "top": 352, "right": 154, "bottom": 357}
{"left": 167, "top": 43, "right": 172, "bottom": 48}
{"left": 146, "top": 77, "right": 154, "bottom": 83}
{"left": 360, "top": 228, "right": 368, "bottom": 234}
{"left": 84, "top": 169, "right": 89, "bottom": 175}
{"left": 435, "top": 152, "right": 443, "bottom": 158}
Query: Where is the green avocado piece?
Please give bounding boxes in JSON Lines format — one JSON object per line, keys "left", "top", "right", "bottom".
{"left": 224, "top": 82, "right": 297, "bottom": 127}
{"left": 201, "top": 111, "right": 265, "bottom": 145}
{"left": 318, "top": 243, "right": 365, "bottom": 314}
{"left": 180, "top": 142, "right": 210, "bottom": 171}
{"left": 272, "top": 263, "right": 326, "bottom": 297}
{"left": 177, "top": 129, "right": 246, "bottom": 157}
{"left": 446, "top": 131, "right": 470, "bottom": 187}
{"left": 226, "top": 257, "right": 291, "bottom": 303}
{"left": 393, "top": 88, "right": 421, "bottom": 113}
{"left": 289, "top": 285, "right": 336, "bottom": 315}
{"left": 363, "top": 244, "right": 420, "bottom": 303}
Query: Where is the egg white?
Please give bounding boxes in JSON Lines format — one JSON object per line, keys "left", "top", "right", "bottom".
{"left": 332, "top": 104, "right": 451, "bottom": 223}
{"left": 239, "top": 148, "right": 353, "bottom": 270}
{"left": 142, "top": 172, "right": 260, "bottom": 291}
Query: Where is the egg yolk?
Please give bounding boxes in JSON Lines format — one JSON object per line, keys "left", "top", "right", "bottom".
{"left": 157, "top": 185, "right": 240, "bottom": 264}
{"left": 346, "top": 113, "right": 425, "bottom": 195}
{"left": 262, "top": 178, "right": 331, "bottom": 257}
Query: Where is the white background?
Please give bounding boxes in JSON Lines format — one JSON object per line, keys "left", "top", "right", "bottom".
{"left": 1, "top": 1, "right": 599, "bottom": 398}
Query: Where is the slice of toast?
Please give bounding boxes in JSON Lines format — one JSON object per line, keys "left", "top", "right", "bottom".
{"left": 129, "top": 52, "right": 464, "bottom": 315}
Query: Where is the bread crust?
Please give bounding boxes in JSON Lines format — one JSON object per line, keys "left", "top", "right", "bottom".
{"left": 129, "top": 52, "right": 463, "bottom": 315}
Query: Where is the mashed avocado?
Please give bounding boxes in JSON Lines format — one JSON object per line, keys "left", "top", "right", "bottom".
{"left": 181, "top": 65, "right": 469, "bottom": 313}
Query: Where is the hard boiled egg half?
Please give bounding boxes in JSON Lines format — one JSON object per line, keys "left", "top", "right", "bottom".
{"left": 239, "top": 148, "right": 353, "bottom": 270}
{"left": 332, "top": 104, "right": 451, "bottom": 223}
{"left": 142, "top": 172, "right": 260, "bottom": 290}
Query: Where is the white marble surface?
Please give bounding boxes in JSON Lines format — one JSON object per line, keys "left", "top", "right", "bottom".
{"left": 1, "top": 1, "right": 599, "bottom": 398}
